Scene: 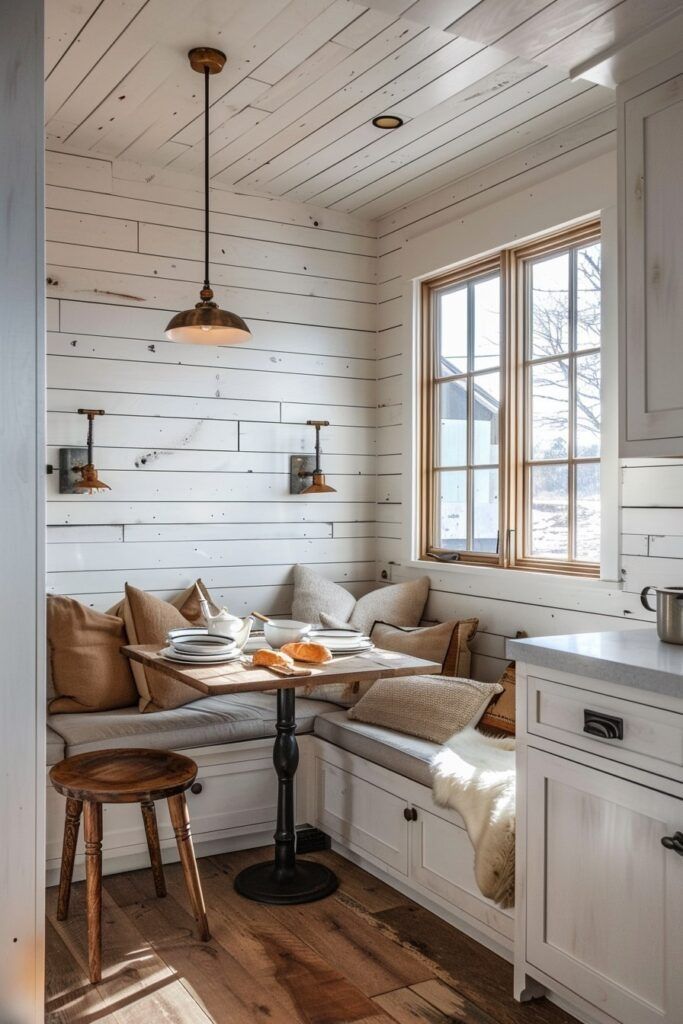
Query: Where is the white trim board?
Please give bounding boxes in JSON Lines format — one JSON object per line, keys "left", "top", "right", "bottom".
{"left": 0, "top": 2, "right": 45, "bottom": 1020}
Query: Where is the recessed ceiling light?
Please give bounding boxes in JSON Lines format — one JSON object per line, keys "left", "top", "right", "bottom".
{"left": 372, "top": 114, "right": 403, "bottom": 129}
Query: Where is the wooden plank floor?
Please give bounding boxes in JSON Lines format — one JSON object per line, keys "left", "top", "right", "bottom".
{"left": 46, "top": 846, "right": 577, "bottom": 1024}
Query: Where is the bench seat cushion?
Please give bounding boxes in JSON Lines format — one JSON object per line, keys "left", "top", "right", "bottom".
{"left": 47, "top": 725, "right": 66, "bottom": 766}
{"left": 49, "top": 693, "right": 337, "bottom": 757}
{"left": 314, "top": 709, "right": 439, "bottom": 788}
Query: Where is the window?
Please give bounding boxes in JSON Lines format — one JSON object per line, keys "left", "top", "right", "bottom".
{"left": 420, "top": 221, "right": 601, "bottom": 576}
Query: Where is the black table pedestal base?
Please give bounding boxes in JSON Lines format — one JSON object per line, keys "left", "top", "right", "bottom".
{"left": 234, "top": 858, "right": 338, "bottom": 905}
{"left": 234, "top": 685, "right": 338, "bottom": 905}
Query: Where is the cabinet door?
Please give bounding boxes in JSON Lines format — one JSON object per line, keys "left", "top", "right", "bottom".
{"left": 315, "top": 757, "right": 409, "bottom": 874}
{"left": 526, "top": 748, "right": 683, "bottom": 1024}
{"left": 622, "top": 69, "right": 683, "bottom": 453}
{"left": 410, "top": 804, "right": 513, "bottom": 941}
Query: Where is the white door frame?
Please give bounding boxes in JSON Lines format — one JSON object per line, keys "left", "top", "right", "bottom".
{"left": 0, "top": 1, "right": 46, "bottom": 1021}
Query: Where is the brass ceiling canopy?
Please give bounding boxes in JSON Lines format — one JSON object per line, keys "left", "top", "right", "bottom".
{"left": 165, "top": 47, "right": 251, "bottom": 346}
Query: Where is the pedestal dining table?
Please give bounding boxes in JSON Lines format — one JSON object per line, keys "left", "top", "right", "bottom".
{"left": 124, "top": 644, "right": 440, "bottom": 906}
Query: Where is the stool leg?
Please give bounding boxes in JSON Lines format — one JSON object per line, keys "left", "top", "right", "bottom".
{"left": 167, "top": 793, "right": 210, "bottom": 941}
{"left": 84, "top": 801, "right": 103, "bottom": 984}
{"left": 57, "top": 797, "right": 83, "bottom": 921}
{"left": 140, "top": 800, "right": 166, "bottom": 898}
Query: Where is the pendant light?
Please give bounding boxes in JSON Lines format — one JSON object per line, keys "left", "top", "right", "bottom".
{"left": 165, "top": 48, "right": 251, "bottom": 345}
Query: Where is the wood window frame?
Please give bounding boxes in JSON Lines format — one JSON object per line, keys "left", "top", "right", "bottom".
{"left": 419, "top": 253, "right": 505, "bottom": 568}
{"left": 419, "top": 219, "right": 601, "bottom": 578}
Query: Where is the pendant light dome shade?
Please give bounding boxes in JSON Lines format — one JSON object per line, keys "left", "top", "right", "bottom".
{"left": 165, "top": 288, "right": 251, "bottom": 345}
{"left": 165, "top": 48, "right": 251, "bottom": 346}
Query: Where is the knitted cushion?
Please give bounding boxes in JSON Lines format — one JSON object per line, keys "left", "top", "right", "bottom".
{"left": 348, "top": 674, "right": 502, "bottom": 745}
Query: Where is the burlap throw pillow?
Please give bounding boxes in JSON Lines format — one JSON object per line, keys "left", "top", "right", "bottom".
{"left": 479, "top": 662, "right": 516, "bottom": 735}
{"left": 370, "top": 619, "right": 478, "bottom": 678}
{"left": 47, "top": 596, "right": 137, "bottom": 713}
{"left": 348, "top": 674, "right": 503, "bottom": 744}
{"left": 108, "top": 578, "right": 214, "bottom": 622}
{"left": 122, "top": 584, "right": 204, "bottom": 713}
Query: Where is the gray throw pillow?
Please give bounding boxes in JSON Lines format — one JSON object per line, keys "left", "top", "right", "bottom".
{"left": 291, "top": 564, "right": 356, "bottom": 626}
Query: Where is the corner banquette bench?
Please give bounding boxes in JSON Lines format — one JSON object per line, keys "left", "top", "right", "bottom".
{"left": 46, "top": 688, "right": 513, "bottom": 958}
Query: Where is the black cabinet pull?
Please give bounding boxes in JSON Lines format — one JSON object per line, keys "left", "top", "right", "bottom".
{"left": 190, "top": 782, "right": 203, "bottom": 795}
{"left": 403, "top": 807, "right": 418, "bottom": 822}
{"left": 661, "top": 832, "right": 683, "bottom": 856}
{"left": 583, "top": 709, "right": 623, "bottom": 740}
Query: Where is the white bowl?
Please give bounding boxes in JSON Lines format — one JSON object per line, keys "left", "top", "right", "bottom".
{"left": 263, "top": 619, "right": 312, "bottom": 649}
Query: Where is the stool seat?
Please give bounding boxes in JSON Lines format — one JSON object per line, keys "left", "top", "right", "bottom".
{"left": 50, "top": 747, "right": 210, "bottom": 984}
{"left": 50, "top": 747, "right": 197, "bottom": 803}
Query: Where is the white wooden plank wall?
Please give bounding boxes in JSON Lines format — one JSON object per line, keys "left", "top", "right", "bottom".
{"left": 373, "top": 138, "right": 683, "bottom": 685}
{"left": 45, "top": 151, "right": 378, "bottom": 614}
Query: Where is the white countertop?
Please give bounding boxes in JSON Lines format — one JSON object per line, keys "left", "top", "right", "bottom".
{"left": 506, "top": 628, "right": 683, "bottom": 698}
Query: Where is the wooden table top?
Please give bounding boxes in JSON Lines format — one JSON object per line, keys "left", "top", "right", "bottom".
{"left": 123, "top": 644, "right": 441, "bottom": 697}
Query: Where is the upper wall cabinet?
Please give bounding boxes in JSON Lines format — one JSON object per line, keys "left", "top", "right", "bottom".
{"left": 620, "top": 52, "right": 683, "bottom": 456}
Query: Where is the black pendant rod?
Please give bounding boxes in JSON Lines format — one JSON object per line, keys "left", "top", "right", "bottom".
{"left": 86, "top": 415, "right": 94, "bottom": 464}
{"left": 203, "top": 65, "right": 210, "bottom": 292}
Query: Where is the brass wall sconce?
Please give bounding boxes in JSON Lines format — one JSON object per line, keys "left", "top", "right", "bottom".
{"left": 290, "top": 420, "right": 337, "bottom": 495}
{"left": 59, "top": 409, "right": 111, "bottom": 494}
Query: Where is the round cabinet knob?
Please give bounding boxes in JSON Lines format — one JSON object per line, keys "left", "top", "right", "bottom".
{"left": 403, "top": 807, "right": 418, "bottom": 821}
{"left": 190, "top": 782, "right": 203, "bottom": 796}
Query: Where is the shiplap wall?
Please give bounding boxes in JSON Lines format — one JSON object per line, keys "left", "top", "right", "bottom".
{"left": 45, "top": 151, "right": 378, "bottom": 614}
{"left": 374, "top": 133, "right": 683, "bottom": 684}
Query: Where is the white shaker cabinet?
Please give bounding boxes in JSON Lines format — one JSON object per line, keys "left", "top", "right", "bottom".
{"left": 510, "top": 628, "right": 683, "bottom": 1024}
{"left": 525, "top": 747, "right": 683, "bottom": 1024}
{"left": 620, "top": 52, "right": 683, "bottom": 455}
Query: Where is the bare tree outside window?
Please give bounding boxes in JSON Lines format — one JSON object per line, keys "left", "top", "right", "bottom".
{"left": 524, "top": 241, "right": 601, "bottom": 563}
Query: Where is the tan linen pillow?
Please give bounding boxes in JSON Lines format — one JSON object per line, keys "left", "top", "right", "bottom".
{"left": 479, "top": 662, "right": 516, "bottom": 735}
{"left": 291, "top": 564, "right": 356, "bottom": 626}
{"left": 122, "top": 584, "right": 202, "bottom": 713}
{"left": 47, "top": 596, "right": 137, "bottom": 713}
{"left": 348, "top": 674, "right": 503, "bottom": 745}
{"left": 108, "top": 578, "right": 214, "bottom": 622}
{"left": 370, "top": 619, "right": 478, "bottom": 678}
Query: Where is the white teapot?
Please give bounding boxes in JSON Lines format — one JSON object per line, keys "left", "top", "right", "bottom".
{"left": 197, "top": 588, "right": 254, "bottom": 649}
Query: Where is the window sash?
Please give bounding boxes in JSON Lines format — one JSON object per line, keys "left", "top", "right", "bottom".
{"left": 421, "top": 255, "right": 503, "bottom": 565}
{"left": 420, "top": 220, "right": 601, "bottom": 576}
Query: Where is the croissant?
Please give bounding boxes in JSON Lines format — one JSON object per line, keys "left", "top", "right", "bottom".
{"left": 281, "top": 641, "right": 333, "bottom": 664}
{"left": 252, "top": 649, "right": 294, "bottom": 669}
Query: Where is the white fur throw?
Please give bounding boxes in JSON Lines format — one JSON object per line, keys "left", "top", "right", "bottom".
{"left": 431, "top": 727, "right": 516, "bottom": 909}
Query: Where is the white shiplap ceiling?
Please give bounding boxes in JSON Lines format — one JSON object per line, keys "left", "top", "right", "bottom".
{"left": 45, "top": 0, "right": 683, "bottom": 219}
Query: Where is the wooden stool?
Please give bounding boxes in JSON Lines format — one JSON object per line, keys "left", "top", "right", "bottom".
{"left": 50, "top": 747, "right": 210, "bottom": 983}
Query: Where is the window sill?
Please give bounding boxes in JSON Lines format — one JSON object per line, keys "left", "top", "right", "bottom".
{"left": 406, "top": 558, "right": 622, "bottom": 590}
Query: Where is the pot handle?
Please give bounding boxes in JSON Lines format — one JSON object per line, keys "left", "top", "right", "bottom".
{"left": 640, "top": 586, "right": 657, "bottom": 612}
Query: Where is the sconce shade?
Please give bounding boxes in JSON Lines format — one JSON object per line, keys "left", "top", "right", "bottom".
{"left": 165, "top": 298, "right": 251, "bottom": 345}
{"left": 72, "top": 463, "right": 111, "bottom": 494}
{"left": 301, "top": 471, "right": 336, "bottom": 495}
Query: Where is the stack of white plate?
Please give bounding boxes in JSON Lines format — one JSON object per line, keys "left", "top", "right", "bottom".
{"left": 310, "top": 628, "right": 374, "bottom": 655}
{"left": 161, "top": 628, "right": 241, "bottom": 665}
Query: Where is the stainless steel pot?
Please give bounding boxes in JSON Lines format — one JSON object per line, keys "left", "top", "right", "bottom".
{"left": 640, "top": 585, "right": 683, "bottom": 644}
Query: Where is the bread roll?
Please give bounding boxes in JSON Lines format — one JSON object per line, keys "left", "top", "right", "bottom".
{"left": 281, "top": 641, "right": 333, "bottom": 664}
{"left": 252, "top": 649, "right": 294, "bottom": 669}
